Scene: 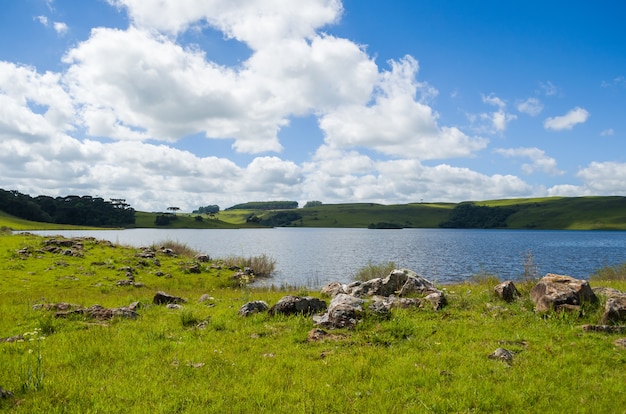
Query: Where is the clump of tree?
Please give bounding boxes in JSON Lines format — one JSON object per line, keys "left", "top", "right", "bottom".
{"left": 226, "top": 201, "right": 298, "bottom": 211}
{"left": 303, "top": 201, "right": 323, "bottom": 208}
{"left": 0, "top": 189, "right": 135, "bottom": 227}
{"left": 192, "top": 205, "right": 220, "bottom": 214}
{"left": 154, "top": 214, "right": 178, "bottom": 226}
{"left": 259, "top": 211, "right": 302, "bottom": 227}
{"left": 439, "top": 203, "right": 515, "bottom": 229}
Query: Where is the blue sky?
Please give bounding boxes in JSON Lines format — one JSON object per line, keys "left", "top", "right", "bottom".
{"left": 1, "top": 0, "right": 625, "bottom": 212}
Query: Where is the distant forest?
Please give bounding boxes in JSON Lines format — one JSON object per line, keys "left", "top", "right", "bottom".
{"left": 0, "top": 189, "right": 135, "bottom": 227}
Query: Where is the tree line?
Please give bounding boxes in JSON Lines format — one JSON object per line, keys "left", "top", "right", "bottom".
{"left": 0, "top": 189, "right": 135, "bottom": 227}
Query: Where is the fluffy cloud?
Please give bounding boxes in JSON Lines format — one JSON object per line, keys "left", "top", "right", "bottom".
{"left": 320, "top": 56, "right": 488, "bottom": 159}
{"left": 476, "top": 94, "right": 517, "bottom": 134}
{"left": 517, "top": 97, "right": 543, "bottom": 116}
{"left": 547, "top": 161, "right": 626, "bottom": 197}
{"left": 495, "top": 147, "right": 563, "bottom": 176}
{"left": 544, "top": 107, "right": 589, "bottom": 131}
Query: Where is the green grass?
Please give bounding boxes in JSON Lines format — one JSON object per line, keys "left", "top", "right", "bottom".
{"left": 0, "top": 211, "right": 103, "bottom": 231}
{"left": 1, "top": 233, "right": 626, "bottom": 413}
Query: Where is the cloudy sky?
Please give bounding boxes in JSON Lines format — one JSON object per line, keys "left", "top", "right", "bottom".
{"left": 1, "top": 0, "right": 625, "bottom": 212}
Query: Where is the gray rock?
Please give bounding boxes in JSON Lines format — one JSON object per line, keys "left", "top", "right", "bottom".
{"left": 268, "top": 296, "right": 327, "bottom": 316}
{"left": 153, "top": 291, "right": 186, "bottom": 305}
{"left": 494, "top": 281, "right": 521, "bottom": 302}
{"left": 601, "top": 296, "right": 626, "bottom": 324}
{"left": 313, "top": 294, "right": 364, "bottom": 329}
{"left": 425, "top": 291, "right": 447, "bottom": 310}
{"left": 166, "top": 304, "right": 183, "bottom": 310}
{"left": 489, "top": 347, "right": 514, "bottom": 364}
{"left": 530, "top": 274, "right": 597, "bottom": 312}
{"left": 320, "top": 281, "right": 348, "bottom": 298}
{"left": 194, "top": 254, "right": 210, "bottom": 262}
{"left": 238, "top": 301, "right": 269, "bottom": 317}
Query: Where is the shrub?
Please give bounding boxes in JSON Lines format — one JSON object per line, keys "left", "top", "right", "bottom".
{"left": 353, "top": 261, "right": 396, "bottom": 282}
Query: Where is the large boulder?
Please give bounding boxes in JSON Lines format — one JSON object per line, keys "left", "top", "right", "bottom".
{"left": 530, "top": 274, "right": 598, "bottom": 312}
{"left": 313, "top": 294, "right": 365, "bottom": 329}
{"left": 268, "top": 296, "right": 327, "bottom": 316}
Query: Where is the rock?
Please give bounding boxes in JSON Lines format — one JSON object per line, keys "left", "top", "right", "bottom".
{"left": 153, "top": 291, "right": 186, "bottom": 305}
{"left": 199, "top": 294, "right": 215, "bottom": 303}
{"left": 592, "top": 287, "right": 625, "bottom": 298}
{"left": 166, "top": 304, "right": 183, "bottom": 310}
{"left": 0, "top": 334, "right": 24, "bottom": 343}
{"left": 489, "top": 347, "right": 514, "bottom": 364}
{"left": 188, "top": 263, "right": 202, "bottom": 274}
{"left": 32, "top": 302, "right": 80, "bottom": 311}
{"left": 494, "top": 281, "right": 521, "bottom": 302}
{"left": 54, "top": 304, "right": 138, "bottom": 320}
{"left": 581, "top": 324, "right": 626, "bottom": 334}
{"left": 238, "top": 301, "right": 269, "bottom": 317}
{"left": 313, "top": 293, "right": 364, "bottom": 329}
{"left": 268, "top": 296, "right": 327, "bottom": 316}
{"left": 194, "top": 254, "right": 210, "bottom": 262}
{"left": 307, "top": 328, "right": 328, "bottom": 341}
{"left": 530, "top": 274, "right": 598, "bottom": 312}
{"left": 616, "top": 338, "right": 626, "bottom": 348}
{"left": 320, "top": 281, "right": 348, "bottom": 298}
{"left": 425, "top": 291, "right": 447, "bottom": 310}
{"left": 601, "top": 296, "right": 626, "bottom": 324}
{"left": 0, "top": 386, "right": 13, "bottom": 399}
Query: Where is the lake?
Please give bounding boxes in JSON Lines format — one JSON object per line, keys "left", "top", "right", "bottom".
{"left": 24, "top": 228, "right": 626, "bottom": 288}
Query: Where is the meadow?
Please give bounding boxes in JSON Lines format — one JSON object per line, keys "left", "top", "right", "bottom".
{"left": 1, "top": 231, "right": 626, "bottom": 413}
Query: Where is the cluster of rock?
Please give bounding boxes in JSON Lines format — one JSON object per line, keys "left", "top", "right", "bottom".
{"left": 494, "top": 273, "right": 626, "bottom": 326}
{"left": 31, "top": 301, "right": 141, "bottom": 320}
{"left": 236, "top": 269, "right": 448, "bottom": 330}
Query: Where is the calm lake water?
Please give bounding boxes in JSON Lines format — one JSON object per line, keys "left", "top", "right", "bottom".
{"left": 25, "top": 228, "right": 626, "bottom": 288}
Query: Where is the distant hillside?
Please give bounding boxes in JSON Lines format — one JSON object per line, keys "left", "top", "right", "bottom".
{"left": 252, "top": 197, "right": 626, "bottom": 230}
{"left": 3, "top": 195, "right": 625, "bottom": 230}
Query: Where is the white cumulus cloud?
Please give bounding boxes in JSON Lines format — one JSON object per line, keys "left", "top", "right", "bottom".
{"left": 544, "top": 107, "right": 589, "bottom": 131}
{"left": 495, "top": 147, "right": 563, "bottom": 176}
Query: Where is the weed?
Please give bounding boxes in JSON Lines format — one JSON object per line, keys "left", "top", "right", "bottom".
{"left": 20, "top": 329, "right": 45, "bottom": 392}
{"left": 521, "top": 249, "right": 540, "bottom": 282}
{"left": 353, "top": 261, "right": 396, "bottom": 282}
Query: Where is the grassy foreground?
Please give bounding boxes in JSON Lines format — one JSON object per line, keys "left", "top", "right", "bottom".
{"left": 1, "top": 232, "right": 626, "bottom": 413}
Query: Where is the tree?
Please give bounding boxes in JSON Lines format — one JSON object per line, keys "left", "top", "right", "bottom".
{"left": 166, "top": 207, "right": 180, "bottom": 215}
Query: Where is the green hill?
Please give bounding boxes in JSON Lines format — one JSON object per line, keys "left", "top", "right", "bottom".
{"left": 3, "top": 196, "right": 626, "bottom": 230}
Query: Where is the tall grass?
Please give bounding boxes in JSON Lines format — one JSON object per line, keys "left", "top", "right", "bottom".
{"left": 220, "top": 254, "right": 276, "bottom": 277}
{"left": 353, "top": 261, "right": 396, "bottom": 282}
{"left": 151, "top": 239, "right": 199, "bottom": 257}
{"left": 590, "top": 262, "right": 626, "bottom": 281}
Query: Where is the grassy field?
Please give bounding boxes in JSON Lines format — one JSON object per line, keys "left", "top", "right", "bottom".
{"left": 479, "top": 196, "right": 626, "bottom": 230}
{"left": 1, "top": 232, "right": 625, "bottom": 413}
{"left": 0, "top": 211, "right": 103, "bottom": 231}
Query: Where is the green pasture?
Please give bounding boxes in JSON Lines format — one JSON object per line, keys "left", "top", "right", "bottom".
{"left": 0, "top": 232, "right": 625, "bottom": 413}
